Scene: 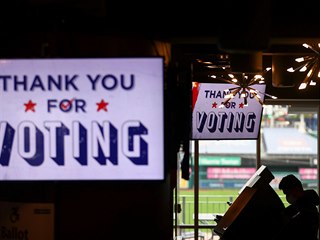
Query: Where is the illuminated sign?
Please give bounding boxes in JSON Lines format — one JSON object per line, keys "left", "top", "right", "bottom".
{"left": 207, "top": 167, "right": 256, "bottom": 179}
{"left": 199, "top": 156, "right": 241, "bottom": 166}
{"left": 0, "top": 58, "right": 164, "bottom": 180}
{"left": 299, "top": 168, "right": 317, "bottom": 180}
{"left": 192, "top": 82, "right": 265, "bottom": 139}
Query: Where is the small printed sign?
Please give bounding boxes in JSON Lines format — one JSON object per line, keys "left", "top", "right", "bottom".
{"left": 192, "top": 82, "right": 265, "bottom": 140}
{"left": 0, "top": 201, "right": 54, "bottom": 240}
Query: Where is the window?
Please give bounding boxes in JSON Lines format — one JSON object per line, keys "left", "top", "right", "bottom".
{"left": 173, "top": 101, "right": 319, "bottom": 240}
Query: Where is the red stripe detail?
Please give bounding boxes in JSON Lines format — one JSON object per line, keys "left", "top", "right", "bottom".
{"left": 192, "top": 82, "right": 200, "bottom": 111}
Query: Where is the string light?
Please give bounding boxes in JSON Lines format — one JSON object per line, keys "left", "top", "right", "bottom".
{"left": 287, "top": 42, "right": 320, "bottom": 90}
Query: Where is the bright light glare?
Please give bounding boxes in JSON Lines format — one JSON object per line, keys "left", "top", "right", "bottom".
{"left": 299, "top": 83, "right": 307, "bottom": 89}
{"left": 299, "top": 66, "right": 307, "bottom": 72}
{"left": 310, "top": 80, "right": 317, "bottom": 86}
{"left": 303, "top": 43, "right": 310, "bottom": 48}
{"left": 295, "top": 57, "right": 304, "bottom": 62}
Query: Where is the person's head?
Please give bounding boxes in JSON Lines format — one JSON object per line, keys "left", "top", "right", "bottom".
{"left": 279, "top": 174, "right": 304, "bottom": 204}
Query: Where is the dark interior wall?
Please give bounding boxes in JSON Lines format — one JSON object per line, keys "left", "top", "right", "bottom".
{"left": 0, "top": 179, "right": 172, "bottom": 240}
{"left": 0, "top": 31, "right": 175, "bottom": 240}
{"left": 55, "top": 180, "right": 171, "bottom": 240}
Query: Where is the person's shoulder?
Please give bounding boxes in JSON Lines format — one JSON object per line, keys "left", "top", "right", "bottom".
{"left": 302, "top": 189, "right": 320, "bottom": 206}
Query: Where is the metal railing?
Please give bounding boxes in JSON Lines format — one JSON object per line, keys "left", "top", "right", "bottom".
{"left": 174, "top": 194, "right": 287, "bottom": 240}
{"left": 176, "top": 195, "right": 236, "bottom": 225}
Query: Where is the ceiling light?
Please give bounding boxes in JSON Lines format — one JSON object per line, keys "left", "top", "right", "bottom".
{"left": 218, "top": 68, "right": 277, "bottom": 107}
{"left": 196, "top": 55, "right": 276, "bottom": 107}
{"left": 286, "top": 42, "right": 320, "bottom": 90}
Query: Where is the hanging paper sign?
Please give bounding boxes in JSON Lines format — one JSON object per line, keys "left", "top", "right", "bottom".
{"left": 192, "top": 82, "right": 265, "bottom": 140}
{"left": 0, "top": 58, "right": 164, "bottom": 180}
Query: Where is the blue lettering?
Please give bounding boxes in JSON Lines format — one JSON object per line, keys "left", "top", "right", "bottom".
{"left": 120, "top": 74, "right": 135, "bottom": 90}
{"left": 92, "top": 121, "right": 118, "bottom": 165}
{"left": 234, "top": 112, "right": 245, "bottom": 132}
{"left": 204, "top": 90, "right": 229, "bottom": 98}
{"left": 226, "top": 112, "right": 235, "bottom": 132}
{"left": 87, "top": 74, "right": 135, "bottom": 91}
{"left": 47, "top": 99, "right": 86, "bottom": 113}
{"left": 246, "top": 112, "right": 256, "bottom": 132}
{"left": 218, "top": 112, "right": 228, "bottom": 132}
{"left": 48, "top": 75, "right": 62, "bottom": 90}
{"left": 102, "top": 75, "right": 117, "bottom": 90}
{"left": 0, "top": 122, "right": 15, "bottom": 166}
{"left": 65, "top": 75, "right": 79, "bottom": 90}
{"left": 0, "top": 75, "right": 79, "bottom": 91}
{"left": 30, "top": 75, "right": 46, "bottom": 91}
{"left": 18, "top": 121, "right": 44, "bottom": 166}
{"left": 122, "top": 121, "right": 148, "bottom": 165}
{"left": 73, "top": 121, "right": 87, "bottom": 165}
{"left": 14, "top": 75, "right": 28, "bottom": 91}
{"left": 207, "top": 112, "right": 218, "bottom": 133}
{"left": 195, "top": 111, "right": 257, "bottom": 134}
{"left": 48, "top": 99, "right": 58, "bottom": 112}
{"left": 0, "top": 120, "right": 149, "bottom": 167}
{"left": 44, "top": 121, "right": 69, "bottom": 165}
{"left": 87, "top": 74, "right": 100, "bottom": 90}
{"left": 196, "top": 111, "right": 207, "bottom": 133}
{"left": 0, "top": 75, "right": 11, "bottom": 91}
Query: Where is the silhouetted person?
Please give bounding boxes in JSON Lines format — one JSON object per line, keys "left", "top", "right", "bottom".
{"left": 274, "top": 174, "right": 320, "bottom": 240}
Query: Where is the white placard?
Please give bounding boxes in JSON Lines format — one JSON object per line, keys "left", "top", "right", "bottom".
{"left": 0, "top": 58, "right": 164, "bottom": 180}
{"left": 192, "top": 82, "right": 265, "bottom": 140}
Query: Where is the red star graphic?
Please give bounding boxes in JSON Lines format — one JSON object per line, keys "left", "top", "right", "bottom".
{"left": 96, "top": 99, "right": 109, "bottom": 112}
{"left": 212, "top": 102, "right": 218, "bottom": 108}
{"left": 24, "top": 100, "right": 37, "bottom": 112}
{"left": 239, "top": 102, "right": 245, "bottom": 108}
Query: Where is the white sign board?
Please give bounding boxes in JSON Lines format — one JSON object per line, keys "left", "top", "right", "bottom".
{"left": 0, "top": 58, "right": 164, "bottom": 180}
{"left": 0, "top": 201, "right": 54, "bottom": 240}
{"left": 192, "top": 82, "right": 265, "bottom": 140}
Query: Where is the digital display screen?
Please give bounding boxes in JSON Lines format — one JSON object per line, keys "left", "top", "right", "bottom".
{"left": 0, "top": 58, "right": 164, "bottom": 180}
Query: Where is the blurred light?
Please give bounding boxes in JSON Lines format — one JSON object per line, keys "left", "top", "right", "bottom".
{"left": 217, "top": 67, "right": 277, "bottom": 107}
{"left": 287, "top": 42, "right": 320, "bottom": 90}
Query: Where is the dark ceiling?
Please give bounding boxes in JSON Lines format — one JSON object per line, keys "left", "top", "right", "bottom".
{"left": 1, "top": 0, "right": 319, "bottom": 100}
{"left": 1, "top": 1, "right": 319, "bottom": 39}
